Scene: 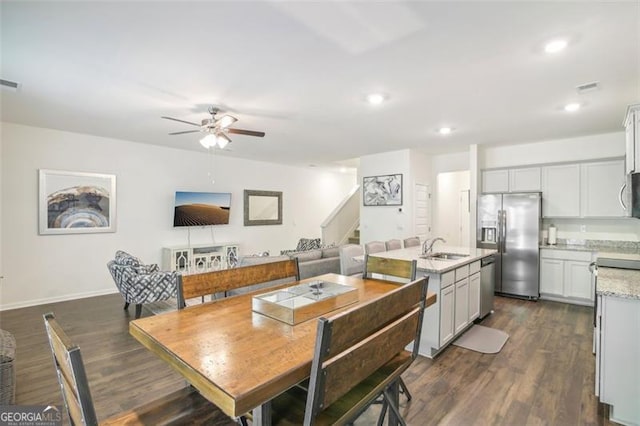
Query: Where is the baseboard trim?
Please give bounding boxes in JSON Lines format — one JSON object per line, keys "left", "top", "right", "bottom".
{"left": 0, "top": 288, "right": 119, "bottom": 312}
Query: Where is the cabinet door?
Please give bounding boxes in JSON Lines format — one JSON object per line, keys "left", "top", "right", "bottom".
{"left": 439, "top": 284, "right": 455, "bottom": 347}
{"left": 468, "top": 272, "right": 481, "bottom": 322}
{"left": 564, "top": 260, "right": 593, "bottom": 301}
{"left": 580, "top": 160, "right": 625, "bottom": 217}
{"left": 509, "top": 167, "right": 541, "bottom": 192}
{"left": 454, "top": 278, "right": 469, "bottom": 334}
{"left": 540, "top": 258, "right": 563, "bottom": 296}
{"left": 541, "top": 164, "right": 580, "bottom": 217}
{"left": 482, "top": 170, "right": 509, "bottom": 193}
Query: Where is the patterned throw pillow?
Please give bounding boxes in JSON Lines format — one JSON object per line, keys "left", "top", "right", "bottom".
{"left": 296, "top": 238, "right": 322, "bottom": 252}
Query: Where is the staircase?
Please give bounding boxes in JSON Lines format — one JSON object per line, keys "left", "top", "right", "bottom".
{"left": 321, "top": 185, "right": 361, "bottom": 246}
{"left": 348, "top": 229, "right": 360, "bottom": 245}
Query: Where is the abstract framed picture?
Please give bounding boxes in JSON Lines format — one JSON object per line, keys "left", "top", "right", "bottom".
{"left": 363, "top": 173, "right": 403, "bottom": 206}
{"left": 38, "top": 169, "right": 117, "bottom": 235}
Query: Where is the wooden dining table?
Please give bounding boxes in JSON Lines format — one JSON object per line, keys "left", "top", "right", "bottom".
{"left": 130, "top": 273, "right": 436, "bottom": 424}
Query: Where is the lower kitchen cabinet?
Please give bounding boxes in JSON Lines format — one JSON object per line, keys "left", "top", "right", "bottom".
{"left": 420, "top": 259, "right": 483, "bottom": 358}
{"left": 539, "top": 249, "right": 595, "bottom": 306}
{"left": 596, "top": 294, "right": 640, "bottom": 425}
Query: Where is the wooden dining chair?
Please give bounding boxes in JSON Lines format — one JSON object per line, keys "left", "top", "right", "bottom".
{"left": 177, "top": 258, "right": 300, "bottom": 308}
{"left": 42, "top": 312, "right": 222, "bottom": 426}
{"left": 270, "top": 276, "right": 428, "bottom": 425}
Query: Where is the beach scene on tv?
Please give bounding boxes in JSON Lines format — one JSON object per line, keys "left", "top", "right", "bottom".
{"left": 173, "top": 191, "right": 231, "bottom": 227}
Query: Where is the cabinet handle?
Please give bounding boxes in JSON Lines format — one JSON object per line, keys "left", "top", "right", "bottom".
{"left": 588, "top": 261, "right": 597, "bottom": 275}
{"left": 619, "top": 182, "right": 627, "bottom": 211}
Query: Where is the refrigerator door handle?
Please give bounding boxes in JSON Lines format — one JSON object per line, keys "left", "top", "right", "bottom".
{"left": 496, "top": 210, "right": 502, "bottom": 252}
{"left": 502, "top": 210, "right": 507, "bottom": 253}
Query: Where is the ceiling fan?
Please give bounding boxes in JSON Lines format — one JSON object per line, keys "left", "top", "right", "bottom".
{"left": 162, "top": 106, "right": 265, "bottom": 149}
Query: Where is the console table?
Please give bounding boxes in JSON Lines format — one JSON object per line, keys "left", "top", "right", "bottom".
{"left": 163, "top": 243, "right": 239, "bottom": 273}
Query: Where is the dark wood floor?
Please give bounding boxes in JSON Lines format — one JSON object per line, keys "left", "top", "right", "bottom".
{"left": 0, "top": 294, "right": 612, "bottom": 425}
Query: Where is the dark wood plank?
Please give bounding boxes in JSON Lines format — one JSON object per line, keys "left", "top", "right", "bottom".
{"left": 364, "top": 255, "right": 417, "bottom": 280}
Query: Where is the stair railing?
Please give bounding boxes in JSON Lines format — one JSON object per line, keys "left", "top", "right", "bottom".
{"left": 321, "top": 185, "right": 360, "bottom": 246}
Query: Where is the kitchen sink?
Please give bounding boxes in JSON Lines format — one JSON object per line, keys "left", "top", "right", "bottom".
{"left": 420, "top": 252, "right": 469, "bottom": 261}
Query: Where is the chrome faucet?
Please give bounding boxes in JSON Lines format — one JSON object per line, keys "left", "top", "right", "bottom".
{"left": 422, "top": 237, "right": 446, "bottom": 255}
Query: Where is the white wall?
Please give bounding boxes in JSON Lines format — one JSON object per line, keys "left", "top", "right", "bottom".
{"left": 0, "top": 123, "right": 355, "bottom": 310}
{"left": 359, "top": 149, "right": 412, "bottom": 244}
{"left": 481, "top": 131, "right": 625, "bottom": 169}
{"left": 434, "top": 171, "right": 470, "bottom": 245}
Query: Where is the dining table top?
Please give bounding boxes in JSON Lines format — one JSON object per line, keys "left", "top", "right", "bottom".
{"left": 129, "top": 273, "right": 436, "bottom": 419}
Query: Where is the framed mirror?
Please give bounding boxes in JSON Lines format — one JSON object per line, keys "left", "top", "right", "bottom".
{"left": 244, "top": 190, "right": 283, "bottom": 226}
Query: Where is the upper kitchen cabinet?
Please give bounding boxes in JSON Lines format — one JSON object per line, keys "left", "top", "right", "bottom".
{"left": 509, "top": 167, "right": 541, "bottom": 192}
{"left": 580, "top": 160, "right": 625, "bottom": 217}
{"left": 481, "top": 169, "right": 509, "bottom": 193}
{"left": 481, "top": 167, "right": 541, "bottom": 193}
{"left": 624, "top": 104, "right": 640, "bottom": 174}
{"left": 542, "top": 164, "right": 580, "bottom": 217}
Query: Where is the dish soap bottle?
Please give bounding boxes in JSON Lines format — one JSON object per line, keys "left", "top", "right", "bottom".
{"left": 548, "top": 224, "right": 557, "bottom": 245}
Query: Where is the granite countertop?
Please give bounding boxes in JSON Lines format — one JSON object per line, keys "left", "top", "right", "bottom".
{"left": 540, "top": 239, "right": 640, "bottom": 256}
{"left": 597, "top": 267, "right": 640, "bottom": 300}
{"left": 369, "top": 245, "right": 497, "bottom": 274}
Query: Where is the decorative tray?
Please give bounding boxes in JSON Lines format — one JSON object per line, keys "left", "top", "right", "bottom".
{"left": 252, "top": 280, "right": 358, "bottom": 325}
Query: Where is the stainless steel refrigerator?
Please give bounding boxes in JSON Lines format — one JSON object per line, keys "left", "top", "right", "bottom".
{"left": 477, "top": 192, "right": 541, "bottom": 299}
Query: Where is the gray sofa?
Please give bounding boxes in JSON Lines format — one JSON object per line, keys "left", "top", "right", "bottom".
{"left": 287, "top": 246, "right": 341, "bottom": 279}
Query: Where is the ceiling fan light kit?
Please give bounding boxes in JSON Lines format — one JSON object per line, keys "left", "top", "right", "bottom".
{"left": 163, "top": 106, "right": 265, "bottom": 149}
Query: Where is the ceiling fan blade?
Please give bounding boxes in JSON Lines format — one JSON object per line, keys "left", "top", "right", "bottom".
{"left": 169, "top": 130, "right": 201, "bottom": 135}
{"left": 227, "top": 128, "right": 266, "bottom": 137}
{"left": 161, "top": 116, "right": 200, "bottom": 127}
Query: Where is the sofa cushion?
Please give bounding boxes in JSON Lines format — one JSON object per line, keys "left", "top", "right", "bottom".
{"left": 237, "top": 255, "right": 290, "bottom": 267}
{"left": 298, "top": 257, "right": 340, "bottom": 280}
{"left": 290, "top": 249, "right": 322, "bottom": 262}
{"left": 296, "top": 238, "right": 321, "bottom": 252}
{"left": 321, "top": 246, "right": 340, "bottom": 259}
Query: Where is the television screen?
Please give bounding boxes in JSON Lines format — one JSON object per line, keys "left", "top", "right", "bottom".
{"left": 173, "top": 191, "right": 231, "bottom": 227}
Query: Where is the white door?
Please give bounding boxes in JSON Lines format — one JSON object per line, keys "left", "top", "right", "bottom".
{"left": 414, "top": 183, "right": 431, "bottom": 242}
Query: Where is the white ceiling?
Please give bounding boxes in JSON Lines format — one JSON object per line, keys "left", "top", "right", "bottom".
{"left": 2, "top": 1, "right": 639, "bottom": 168}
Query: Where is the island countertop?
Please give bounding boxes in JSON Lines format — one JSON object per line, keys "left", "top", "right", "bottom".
{"left": 369, "top": 245, "right": 497, "bottom": 274}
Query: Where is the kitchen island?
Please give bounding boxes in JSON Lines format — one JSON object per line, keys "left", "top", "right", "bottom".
{"left": 370, "top": 245, "right": 497, "bottom": 358}
{"left": 594, "top": 254, "right": 640, "bottom": 426}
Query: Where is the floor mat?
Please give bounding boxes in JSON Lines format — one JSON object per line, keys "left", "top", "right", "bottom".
{"left": 452, "top": 324, "right": 509, "bottom": 354}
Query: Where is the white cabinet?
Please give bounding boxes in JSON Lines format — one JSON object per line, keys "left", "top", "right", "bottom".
{"left": 596, "top": 295, "right": 640, "bottom": 425}
{"left": 482, "top": 170, "right": 509, "bottom": 193}
{"left": 468, "top": 272, "right": 480, "bottom": 321}
{"left": 541, "top": 164, "right": 581, "bottom": 217}
{"left": 454, "top": 277, "right": 469, "bottom": 334}
{"left": 580, "top": 160, "right": 625, "bottom": 217}
{"left": 439, "top": 284, "right": 455, "bottom": 347}
{"left": 482, "top": 167, "right": 541, "bottom": 193}
{"left": 509, "top": 167, "right": 541, "bottom": 192}
{"left": 624, "top": 104, "right": 639, "bottom": 174}
{"left": 539, "top": 249, "right": 595, "bottom": 305}
{"left": 163, "top": 243, "right": 239, "bottom": 272}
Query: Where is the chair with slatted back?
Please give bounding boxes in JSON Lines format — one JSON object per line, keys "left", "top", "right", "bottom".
{"left": 364, "top": 241, "right": 386, "bottom": 255}
{"left": 403, "top": 236, "right": 421, "bottom": 248}
{"left": 385, "top": 239, "right": 402, "bottom": 251}
{"left": 43, "top": 312, "right": 225, "bottom": 426}
{"left": 362, "top": 254, "right": 418, "bottom": 406}
{"left": 177, "top": 258, "right": 300, "bottom": 308}
{"left": 270, "top": 276, "right": 428, "bottom": 425}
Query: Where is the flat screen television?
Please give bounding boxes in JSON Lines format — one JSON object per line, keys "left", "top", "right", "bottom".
{"left": 173, "top": 191, "right": 231, "bottom": 227}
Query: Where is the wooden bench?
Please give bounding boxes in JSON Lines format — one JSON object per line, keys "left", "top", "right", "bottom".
{"left": 177, "top": 259, "right": 300, "bottom": 308}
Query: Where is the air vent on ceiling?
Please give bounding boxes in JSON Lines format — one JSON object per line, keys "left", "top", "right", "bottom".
{"left": 0, "top": 79, "right": 20, "bottom": 91}
{"left": 576, "top": 81, "right": 599, "bottom": 93}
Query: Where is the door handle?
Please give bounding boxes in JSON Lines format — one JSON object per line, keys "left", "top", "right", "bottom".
{"left": 502, "top": 210, "right": 507, "bottom": 254}
{"left": 619, "top": 182, "right": 627, "bottom": 211}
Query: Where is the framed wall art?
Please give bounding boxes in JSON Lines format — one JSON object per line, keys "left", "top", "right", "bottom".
{"left": 38, "top": 169, "right": 117, "bottom": 235}
{"left": 244, "top": 189, "right": 283, "bottom": 226}
{"left": 363, "top": 173, "right": 403, "bottom": 206}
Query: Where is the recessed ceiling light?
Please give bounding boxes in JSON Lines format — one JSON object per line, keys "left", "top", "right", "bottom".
{"left": 366, "top": 93, "right": 386, "bottom": 105}
{"left": 544, "top": 39, "right": 568, "bottom": 54}
{"left": 564, "top": 102, "right": 581, "bottom": 112}
{"left": 438, "top": 127, "right": 453, "bottom": 135}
